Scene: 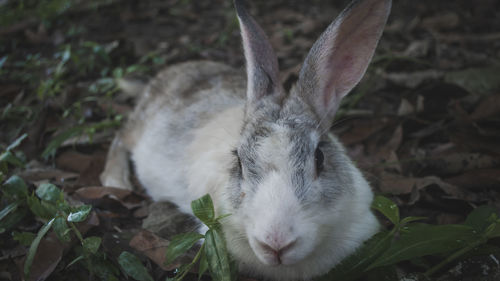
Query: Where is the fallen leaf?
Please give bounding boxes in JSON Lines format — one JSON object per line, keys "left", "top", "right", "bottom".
{"left": 445, "top": 67, "right": 500, "bottom": 95}
{"left": 22, "top": 235, "right": 63, "bottom": 281}
{"left": 17, "top": 211, "right": 99, "bottom": 281}
{"left": 142, "top": 202, "right": 198, "bottom": 240}
{"left": 421, "top": 153, "right": 499, "bottom": 175}
{"left": 422, "top": 12, "right": 460, "bottom": 31}
{"left": 56, "top": 150, "right": 93, "bottom": 173}
{"left": 379, "top": 172, "right": 469, "bottom": 201}
{"left": 74, "top": 186, "right": 146, "bottom": 209}
{"left": 75, "top": 152, "right": 107, "bottom": 186}
{"left": 19, "top": 166, "right": 78, "bottom": 184}
{"left": 445, "top": 169, "right": 500, "bottom": 190}
{"left": 397, "top": 98, "right": 415, "bottom": 116}
{"left": 338, "top": 118, "right": 389, "bottom": 145}
{"left": 470, "top": 95, "right": 500, "bottom": 120}
{"left": 129, "top": 230, "right": 174, "bottom": 271}
{"left": 381, "top": 70, "right": 443, "bottom": 88}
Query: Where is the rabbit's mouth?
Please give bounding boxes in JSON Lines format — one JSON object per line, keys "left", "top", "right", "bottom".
{"left": 248, "top": 235, "right": 311, "bottom": 266}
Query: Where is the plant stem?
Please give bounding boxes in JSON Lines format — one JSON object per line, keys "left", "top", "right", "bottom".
{"left": 69, "top": 221, "right": 84, "bottom": 243}
{"left": 424, "top": 238, "right": 485, "bottom": 276}
{"left": 175, "top": 242, "right": 205, "bottom": 281}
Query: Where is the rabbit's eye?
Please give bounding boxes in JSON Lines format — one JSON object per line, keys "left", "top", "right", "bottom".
{"left": 315, "top": 147, "right": 324, "bottom": 175}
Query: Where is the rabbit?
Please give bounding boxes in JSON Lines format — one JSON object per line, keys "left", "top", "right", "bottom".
{"left": 100, "top": 0, "right": 392, "bottom": 280}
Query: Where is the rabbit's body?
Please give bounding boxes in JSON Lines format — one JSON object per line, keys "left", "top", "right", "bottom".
{"left": 101, "top": 0, "right": 392, "bottom": 280}
{"left": 131, "top": 61, "right": 246, "bottom": 214}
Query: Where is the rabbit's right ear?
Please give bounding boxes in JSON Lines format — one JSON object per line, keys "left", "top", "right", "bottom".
{"left": 295, "top": 0, "right": 391, "bottom": 130}
{"left": 234, "top": 0, "right": 284, "bottom": 111}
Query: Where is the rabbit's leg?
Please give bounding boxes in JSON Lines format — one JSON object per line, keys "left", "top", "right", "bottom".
{"left": 100, "top": 133, "right": 133, "bottom": 190}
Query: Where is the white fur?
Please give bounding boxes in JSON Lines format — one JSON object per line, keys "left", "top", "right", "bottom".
{"left": 219, "top": 126, "right": 379, "bottom": 280}
{"left": 133, "top": 104, "right": 244, "bottom": 214}
{"left": 102, "top": 0, "right": 391, "bottom": 279}
{"left": 131, "top": 91, "right": 379, "bottom": 281}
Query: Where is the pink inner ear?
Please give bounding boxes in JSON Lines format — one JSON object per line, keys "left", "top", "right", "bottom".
{"left": 322, "top": 53, "right": 355, "bottom": 109}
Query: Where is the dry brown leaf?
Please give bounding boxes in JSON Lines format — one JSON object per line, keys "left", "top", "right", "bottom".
{"left": 56, "top": 150, "right": 93, "bottom": 173}
{"left": 360, "top": 125, "right": 403, "bottom": 173}
{"left": 21, "top": 235, "right": 63, "bottom": 281}
{"left": 397, "top": 98, "right": 415, "bottom": 116}
{"left": 75, "top": 186, "right": 134, "bottom": 200}
{"left": 18, "top": 211, "right": 99, "bottom": 281}
{"left": 74, "top": 186, "right": 146, "bottom": 209}
{"left": 129, "top": 230, "right": 173, "bottom": 271}
{"left": 471, "top": 95, "right": 500, "bottom": 120}
{"left": 75, "top": 152, "right": 106, "bottom": 186}
{"left": 445, "top": 169, "right": 500, "bottom": 190}
{"left": 379, "top": 172, "right": 468, "bottom": 201}
{"left": 338, "top": 118, "right": 389, "bottom": 145}
{"left": 381, "top": 70, "right": 443, "bottom": 88}
{"left": 133, "top": 206, "right": 149, "bottom": 218}
{"left": 19, "top": 166, "right": 78, "bottom": 184}
{"left": 421, "top": 153, "right": 499, "bottom": 175}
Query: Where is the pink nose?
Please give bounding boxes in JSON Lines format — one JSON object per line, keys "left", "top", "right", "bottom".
{"left": 256, "top": 239, "right": 296, "bottom": 264}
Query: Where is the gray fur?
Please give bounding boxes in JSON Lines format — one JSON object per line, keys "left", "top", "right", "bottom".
{"left": 101, "top": 0, "right": 391, "bottom": 279}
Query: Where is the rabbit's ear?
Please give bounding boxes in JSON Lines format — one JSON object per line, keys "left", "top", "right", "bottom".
{"left": 235, "top": 0, "right": 284, "bottom": 108}
{"left": 295, "top": 0, "right": 391, "bottom": 129}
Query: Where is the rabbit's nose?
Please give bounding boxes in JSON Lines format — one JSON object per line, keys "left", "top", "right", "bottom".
{"left": 256, "top": 239, "right": 297, "bottom": 264}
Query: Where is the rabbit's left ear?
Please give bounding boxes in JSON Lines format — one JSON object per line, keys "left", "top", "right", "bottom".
{"left": 295, "top": 0, "right": 392, "bottom": 129}
{"left": 235, "top": 0, "right": 284, "bottom": 110}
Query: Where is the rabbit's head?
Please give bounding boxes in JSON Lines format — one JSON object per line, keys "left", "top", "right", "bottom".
{"left": 222, "top": 0, "right": 391, "bottom": 279}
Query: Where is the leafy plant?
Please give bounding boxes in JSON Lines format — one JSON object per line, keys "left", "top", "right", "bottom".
{"left": 0, "top": 153, "right": 104, "bottom": 280}
{"left": 0, "top": 133, "right": 27, "bottom": 179}
{"left": 318, "top": 196, "right": 500, "bottom": 280}
{"left": 118, "top": 251, "right": 154, "bottom": 281}
{"left": 41, "top": 115, "right": 122, "bottom": 159}
{"left": 165, "top": 194, "right": 236, "bottom": 281}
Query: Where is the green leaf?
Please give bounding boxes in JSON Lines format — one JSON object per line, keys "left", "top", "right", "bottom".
{"left": 191, "top": 194, "right": 215, "bottom": 226}
{"left": 83, "top": 236, "right": 102, "bottom": 254}
{"left": 67, "top": 205, "right": 92, "bottom": 222}
{"left": 36, "top": 183, "right": 63, "bottom": 203}
{"left": 372, "top": 196, "right": 400, "bottom": 225}
{"left": 12, "top": 231, "right": 36, "bottom": 246}
{"left": 0, "top": 207, "right": 27, "bottom": 233}
{"left": 464, "top": 205, "right": 498, "bottom": 232}
{"left": 364, "top": 265, "right": 399, "bottom": 281}
{"left": 27, "top": 194, "right": 57, "bottom": 219}
{"left": 2, "top": 175, "right": 28, "bottom": 198}
{"left": 198, "top": 249, "right": 209, "bottom": 281}
{"left": 81, "top": 249, "right": 120, "bottom": 281}
{"left": 118, "top": 251, "right": 154, "bottom": 281}
{"left": 0, "top": 201, "right": 19, "bottom": 221}
{"left": 319, "top": 231, "right": 393, "bottom": 281}
{"left": 6, "top": 133, "right": 27, "bottom": 151}
{"left": 367, "top": 224, "right": 479, "bottom": 269}
{"left": 486, "top": 222, "right": 500, "bottom": 239}
{"left": 0, "top": 151, "right": 24, "bottom": 167}
{"left": 400, "top": 216, "right": 427, "bottom": 225}
{"left": 166, "top": 232, "right": 204, "bottom": 265}
{"left": 41, "top": 125, "right": 85, "bottom": 159}
{"left": 66, "top": 255, "right": 85, "bottom": 268}
{"left": 53, "top": 217, "right": 71, "bottom": 242}
{"left": 204, "top": 228, "right": 232, "bottom": 281}
{"left": 24, "top": 218, "right": 55, "bottom": 278}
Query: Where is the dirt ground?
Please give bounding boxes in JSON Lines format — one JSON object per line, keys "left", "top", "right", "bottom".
{"left": 1, "top": 0, "right": 500, "bottom": 280}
